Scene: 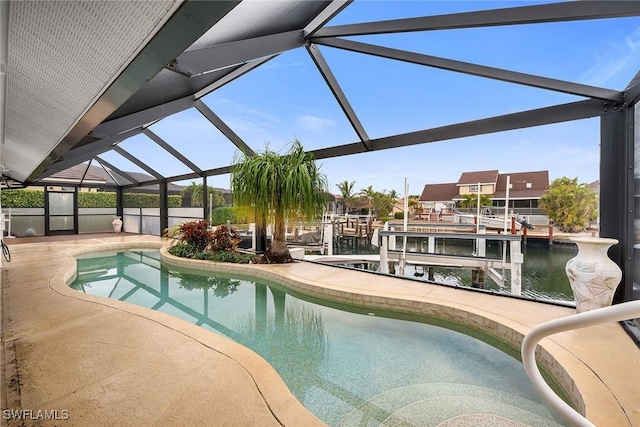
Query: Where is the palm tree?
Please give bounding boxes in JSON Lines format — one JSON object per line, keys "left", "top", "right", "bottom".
{"left": 408, "top": 195, "right": 419, "bottom": 216}
{"left": 181, "top": 181, "right": 203, "bottom": 206}
{"left": 459, "top": 193, "right": 493, "bottom": 209}
{"left": 181, "top": 182, "right": 225, "bottom": 208}
{"left": 231, "top": 139, "right": 328, "bottom": 263}
{"left": 359, "top": 185, "right": 375, "bottom": 216}
{"left": 336, "top": 180, "right": 356, "bottom": 214}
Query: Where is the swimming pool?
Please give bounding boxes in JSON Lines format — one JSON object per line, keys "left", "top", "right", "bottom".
{"left": 70, "top": 250, "right": 568, "bottom": 426}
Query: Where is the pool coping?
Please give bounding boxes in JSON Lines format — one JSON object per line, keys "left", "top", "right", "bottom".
{"left": 2, "top": 236, "right": 638, "bottom": 426}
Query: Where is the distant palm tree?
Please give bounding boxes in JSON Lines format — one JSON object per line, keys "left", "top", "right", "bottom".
{"left": 336, "top": 180, "right": 356, "bottom": 214}
{"left": 388, "top": 189, "right": 400, "bottom": 200}
{"left": 359, "top": 185, "right": 375, "bottom": 216}
{"left": 231, "top": 139, "right": 328, "bottom": 263}
{"left": 459, "top": 193, "right": 492, "bottom": 209}
{"left": 181, "top": 181, "right": 225, "bottom": 207}
{"left": 408, "top": 196, "right": 419, "bottom": 215}
{"left": 181, "top": 181, "right": 203, "bottom": 206}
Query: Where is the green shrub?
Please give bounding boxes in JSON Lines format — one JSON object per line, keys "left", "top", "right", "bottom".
{"left": 394, "top": 212, "right": 404, "bottom": 219}
{"left": 168, "top": 243, "right": 201, "bottom": 259}
{"left": 168, "top": 243, "right": 258, "bottom": 264}
{"left": 1, "top": 189, "right": 44, "bottom": 208}
{"left": 208, "top": 251, "right": 258, "bottom": 264}
{"left": 123, "top": 193, "right": 181, "bottom": 208}
{"left": 380, "top": 216, "right": 390, "bottom": 223}
{"left": 210, "top": 206, "right": 243, "bottom": 225}
{"left": 177, "top": 220, "right": 214, "bottom": 251}
{"left": 2, "top": 189, "right": 180, "bottom": 209}
{"left": 211, "top": 225, "right": 240, "bottom": 252}
{"left": 78, "top": 192, "right": 116, "bottom": 208}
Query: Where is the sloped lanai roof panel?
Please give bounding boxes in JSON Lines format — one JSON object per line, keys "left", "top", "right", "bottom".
{"left": 44, "top": 0, "right": 334, "bottom": 182}
{"left": 100, "top": 1, "right": 332, "bottom": 128}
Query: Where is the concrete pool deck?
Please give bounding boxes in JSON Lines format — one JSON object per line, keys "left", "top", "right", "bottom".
{"left": 0, "top": 234, "right": 638, "bottom": 426}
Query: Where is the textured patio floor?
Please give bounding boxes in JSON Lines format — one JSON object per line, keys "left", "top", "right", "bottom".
{"left": 1, "top": 234, "right": 638, "bottom": 426}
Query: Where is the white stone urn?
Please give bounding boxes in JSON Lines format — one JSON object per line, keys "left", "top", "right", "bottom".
{"left": 112, "top": 216, "right": 123, "bottom": 233}
{"left": 565, "top": 237, "right": 622, "bottom": 313}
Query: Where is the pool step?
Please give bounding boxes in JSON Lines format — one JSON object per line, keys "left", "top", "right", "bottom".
{"left": 336, "top": 383, "right": 565, "bottom": 427}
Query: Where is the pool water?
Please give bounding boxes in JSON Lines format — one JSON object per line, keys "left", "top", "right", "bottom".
{"left": 70, "top": 250, "right": 569, "bottom": 426}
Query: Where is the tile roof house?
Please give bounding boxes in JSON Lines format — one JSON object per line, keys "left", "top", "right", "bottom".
{"left": 419, "top": 182, "right": 459, "bottom": 203}
{"left": 457, "top": 170, "right": 500, "bottom": 188}
{"left": 420, "top": 170, "right": 550, "bottom": 215}
{"left": 492, "top": 171, "right": 550, "bottom": 201}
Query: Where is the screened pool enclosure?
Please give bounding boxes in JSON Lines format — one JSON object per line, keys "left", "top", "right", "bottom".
{"left": 0, "top": 1, "right": 638, "bottom": 329}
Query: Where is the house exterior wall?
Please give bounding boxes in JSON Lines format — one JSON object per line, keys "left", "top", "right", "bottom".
{"left": 458, "top": 184, "right": 495, "bottom": 195}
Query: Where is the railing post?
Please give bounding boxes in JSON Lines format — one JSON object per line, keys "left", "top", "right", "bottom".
{"left": 510, "top": 240, "right": 523, "bottom": 295}
{"left": 380, "top": 222, "right": 389, "bottom": 274}
{"left": 388, "top": 225, "right": 396, "bottom": 251}
{"left": 477, "top": 227, "right": 486, "bottom": 258}
{"left": 324, "top": 222, "right": 333, "bottom": 256}
{"left": 249, "top": 223, "right": 256, "bottom": 252}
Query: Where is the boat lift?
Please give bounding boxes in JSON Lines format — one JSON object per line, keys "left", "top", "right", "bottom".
{"left": 377, "top": 222, "right": 524, "bottom": 295}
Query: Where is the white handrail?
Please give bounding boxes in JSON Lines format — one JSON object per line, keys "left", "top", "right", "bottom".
{"left": 521, "top": 300, "right": 640, "bottom": 427}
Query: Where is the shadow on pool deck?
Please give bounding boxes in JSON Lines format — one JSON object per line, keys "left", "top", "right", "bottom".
{"left": 1, "top": 234, "right": 638, "bottom": 426}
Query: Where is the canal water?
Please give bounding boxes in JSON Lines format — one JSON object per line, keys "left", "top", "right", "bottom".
{"left": 331, "top": 237, "right": 578, "bottom": 303}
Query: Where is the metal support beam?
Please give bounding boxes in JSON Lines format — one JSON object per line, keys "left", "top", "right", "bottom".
{"left": 175, "top": 30, "right": 304, "bottom": 77}
{"left": 122, "top": 165, "right": 232, "bottom": 190}
{"left": 311, "top": 99, "right": 612, "bottom": 160}
{"left": 302, "top": 0, "right": 353, "bottom": 39}
{"left": 202, "top": 175, "right": 208, "bottom": 221}
{"left": 79, "top": 159, "right": 92, "bottom": 185}
{"left": 194, "top": 100, "right": 255, "bottom": 156}
{"left": 306, "top": 44, "right": 371, "bottom": 149}
{"left": 98, "top": 160, "right": 122, "bottom": 186}
{"left": 116, "top": 186, "right": 123, "bottom": 220}
{"left": 600, "top": 109, "right": 635, "bottom": 303}
{"left": 29, "top": 1, "right": 242, "bottom": 182}
{"left": 93, "top": 96, "right": 195, "bottom": 138}
{"left": 94, "top": 157, "right": 139, "bottom": 185}
{"left": 36, "top": 128, "right": 144, "bottom": 180}
{"left": 112, "top": 146, "right": 164, "bottom": 181}
{"left": 123, "top": 99, "right": 614, "bottom": 188}
{"left": 195, "top": 56, "right": 276, "bottom": 100}
{"left": 312, "top": 1, "right": 640, "bottom": 37}
{"left": 142, "top": 128, "right": 202, "bottom": 174}
{"left": 159, "top": 180, "right": 168, "bottom": 236}
{"left": 311, "top": 38, "right": 622, "bottom": 102}
{"left": 624, "top": 69, "right": 640, "bottom": 107}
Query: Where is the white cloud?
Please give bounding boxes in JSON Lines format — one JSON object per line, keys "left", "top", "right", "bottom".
{"left": 295, "top": 115, "right": 336, "bottom": 132}
{"left": 580, "top": 25, "right": 640, "bottom": 87}
{"left": 211, "top": 98, "right": 281, "bottom": 126}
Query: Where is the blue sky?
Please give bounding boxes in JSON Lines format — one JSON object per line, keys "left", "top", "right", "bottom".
{"left": 99, "top": 1, "right": 640, "bottom": 196}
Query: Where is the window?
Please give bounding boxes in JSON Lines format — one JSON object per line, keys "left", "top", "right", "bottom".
{"left": 526, "top": 182, "right": 532, "bottom": 188}
{"left": 469, "top": 185, "right": 481, "bottom": 192}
